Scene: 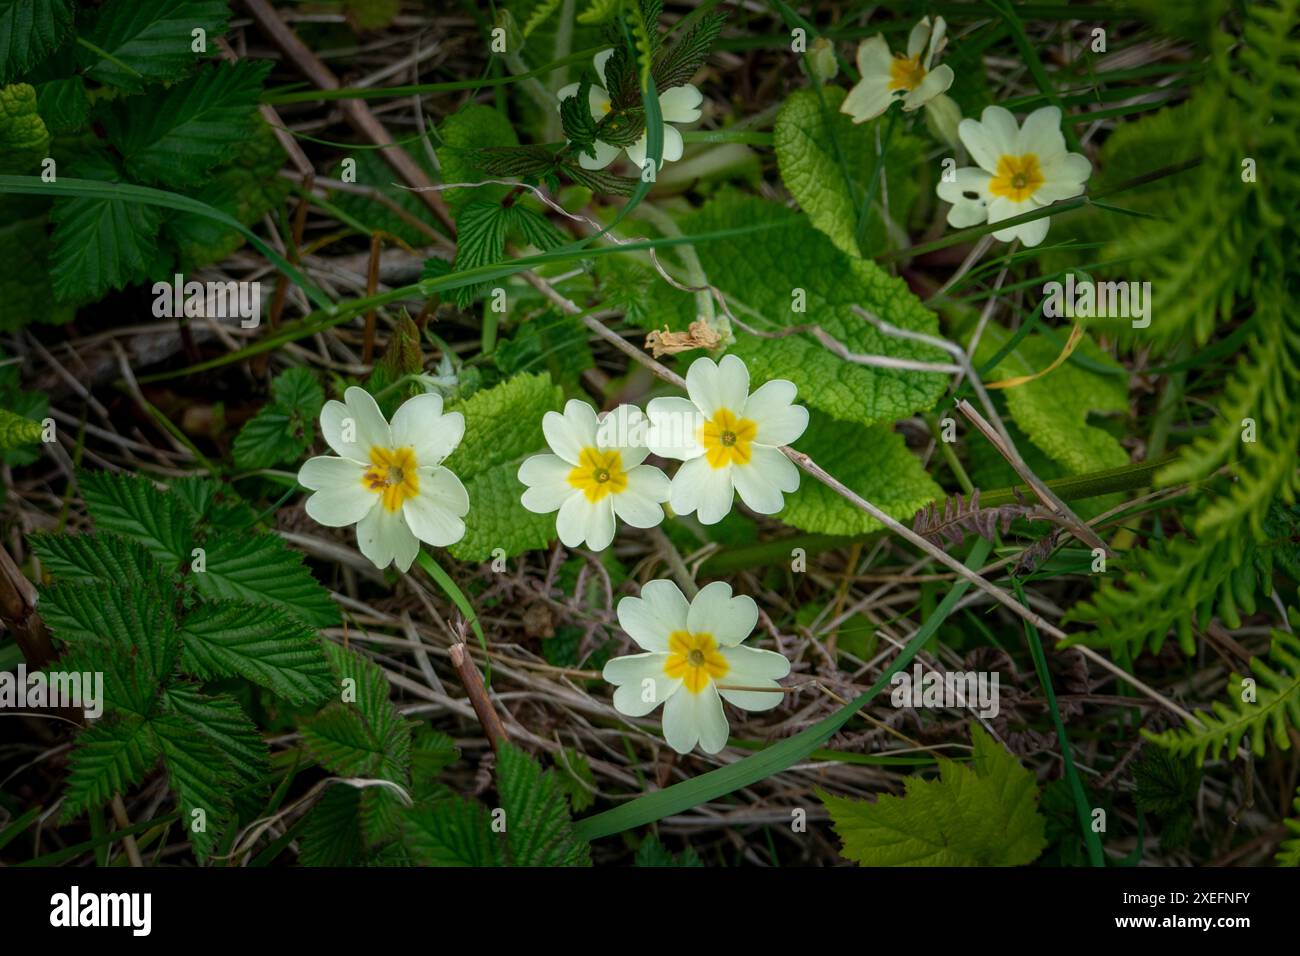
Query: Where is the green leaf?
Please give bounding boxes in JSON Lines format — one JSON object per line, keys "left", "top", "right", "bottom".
{"left": 300, "top": 785, "right": 364, "bottom": 866}
{"left": 560, "top": 76, "right": 598, "bottom": 158}
{"left": 30, "top": 530, "right": 169, "bottom": 592}
{"left": 554, "top": 747, "right": 597, "bottom": 813}
{"left": 105, "top": 61, "right": 270, "bottom": 187}
{"left": 775, "top": 87, "right": 921, "bottom": 258}
{"left": 819, "top": 724, "right": 1047, "bottom": 866}
{"left": 976, "top": 327, "right": 1130, "bottom": 475}
{"left": 403, "top": 790, "right": 502, "bottom": 866}
{"left": 0, "top": 0, "right": 73, "bottom": 85}
{"left": 195, "top": 532, "right": 341, "bottom": 630}
{"left": 232, "top": 367, "right": 324, "bottom": 470}
{"left": 652, "top": 10, "right": 724, "bottom": 91}
{"left": 81, "top": 0, "right": 232, "bottom": 90}
{"left": 301, "top": 644, "right": 411, "bottom": 782}
{"left": 34, "top": 74, "right": 85, "bottom": 133}
{"left": 450, "top": 197, "right": 511, "bottom": 307}
{"left": 436, "top": 102, "right": 519, "bottom": 210}
{"left": 48, "top": 192, "right": 165, "bottom": 303}
{"left": 778, "top": 416, "right": 940, "bottom": 536}
{"left": 634, "top": 836, "right": 704, "bottom": 866}
{"left": 0, "top": 194, "right": 72, "bottom": 330}
{"left": 441, "top": 372, "right": 565, "bottom": 561}
{"left": 62, "top": 715, "right": 160, "bottom": 821}
{"left": 328, "top": 144, "right": 441, "bottom": 247}
{"left": 669, "top": 192, "right": 949, "bottom": 427}
{"left": 496, "top": 742, "right": 590, "bottom": 866}
{"left": 0, "top": 83, "right": 50, "bottom": 174}
{"left": 153, "top": 711, "right": 237, "bottom": 862}
{"left": 80, "top": 471, "right": 194, "bottom": 571}
{"left": 162, "top": 685, "right": 269, "bottom": 787}
{"left": 1279, "top": 787, "right": 1300, "bottom": 867}
{"left": 179, "top": 601, "right": 334, "bottom": 705}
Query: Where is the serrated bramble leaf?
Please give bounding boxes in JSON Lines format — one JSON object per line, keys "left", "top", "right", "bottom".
{"left": 300, "top": 784, "right": 364, "bottom": 866}
{"left": 169, "top": 475, "right": 259, "bottom": 533}
{"left": 450, "top": 196, "right": 511, "bottom": 307}
{"left": 48, "top": 194, "right": 166, "bottom": 303}
{"left": 437, "top": 103, "right": 519, "bottom": 210}
{"left": 81, "top": 0, "right": 232, "bottom": 90}
{"left": 302, "top": 644, "right": 411, "bottom": 781}
{"left": 560, "top": 76, "right": 598, "bottom": 157}
{"left": 105, "top": 61, "right": 270, "bottom": 187}
{"left": 778, "top": 416, "right": 940, "bottom": 536}
{"left": 775, "top": 87, "right": 922, "bottom": 258}
{"left": 178, "top": 601, "right": 333, "bottom": 705}
{"left": 819, "top": 724, "right": 1047, "bottom": 866}
{"left": 195, "top": 532, "right": 340, "bottom": 629}
{"left": 163, "top": 684, "right": 269, "bottom": 787}
{"left": 29, "top": 531, "right": 170, "bottom": 593}
{"left": 403, "top": 789, "right": 502, "bottom": 866}
{"left": 634, "top": 836, "right": 704, "bottom": 866}
{"left": 79, "top": 472, "right": 194, "bottom": 570}
{"left": 62, "top": 716, "right": 160, "bottom": 821}
{"left": 0, "top": 0, "right": 73, "bottom": 85}
{"left": 0, "top": 82, "right": 50, "bottom": 174}
{"left": 651, "top": 11, "right": 724, "bottom": 92}
{"left": 496, "top": 742, "right": 590, "bottom": 866}
{"left": 34, "top": 74, "right": 85, "bottom": 132}
{"left": 153, "top": 711, "right": 237, "bottom": 862}
{"left": 233, "top": 367, "right": 320, "bottom": 470}
{"left": 0, "top": 194, "right": 72, "bottom": 331}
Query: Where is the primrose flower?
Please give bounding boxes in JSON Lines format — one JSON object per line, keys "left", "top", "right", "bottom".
{"left": 518, "top": 401, "right": 670, "bottom": 552}
{"left": 298, "top": 388, "right": 468, "bottom": 572}
{"left": 937, "top": 105, "right": 1092, "bottom": 246}
{"left": 645, "top": 355, "right": 808, "bottom": 525}
{"left": 557, "top": 48, "right": 703, "bottom": 171}
{"left": 841, "top": 15, "right": 954, "bottom": 123}
{"left": 603, "top": 580, "right": 791, "bottom": 755}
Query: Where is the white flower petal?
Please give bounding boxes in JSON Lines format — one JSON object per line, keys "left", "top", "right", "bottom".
{"left": 947, "top": 198, "right": 990, "bottom": 228}
{"left": 1017, "top": 105, "right": 1065, "bottom": 160}
{"left": 646, "top": 396, "right": 705, "bottom": 460}
{"left": 543, "top": 400, "right": 598, "bottom": 465}
{"left": 617, "top": 579, "right": 690, "bottom": 652}
{"left": 936, "top": 166, "right": 993, "bottom": 205}
{"left": 401, "top": 467, "right": 468, "bottom": 547}
{"left": 595, "top": 404, "right": 650, "bottom": 465}
{"left": 732, "top": 444, "right": 798, "bottom": 515}
{"left": 686, "top": 354, "right": 748, "bottom": 418}
{"left": 1013, "top": 214, "right": 1052, "bottom": 247}
{"left": 1032, "top": 179, "right": 1086, "bottom": 204}
{"left": 840, "top": 74, "right": 893, "bottom": 124}
{"left": 605, "top": 652, "right": 681, "bottom": 716}
{"left": 907, "top": 17, "right": 932, "bottom": 59}
{"left": 658, "top": 84, "right": 703, "bottom": 124}
{"left": 518, "top": 454, "right": 574, "bottom": 513}
{"left": 717, "top": 645, "right": 790, "bottom": 712}
{"left": 659, "top": 123, "right": 684, "bottom": 164}
{"left": 1041, "top": 151, "right": 1092, "bottom": 186}
{"left": 670, "top": 455, "right": 734, "bottom": 524}
{"left": 556, "top": 82, "right": 579, "bottom": 104}
{"left": 344, "top": 386, "right": 392, "bottom": 450}
{"left": 356, "top": 504, "right": 419, "bottom": 572}
{"left": 855, "top": 35, "right": 893, "bottom": 76}
{"left": 926, "top": 16, "right": 948, "bottom": 68}
{"left": 612, "top": 465, "right": 669, "bottom": 528}
{"left": 663, "top": 681, "right": 728, "bottom": 754}
{"left": 556, "top": 492, "right": 615, "bottom": 550}
{"left": 902, "top": 62, "right": 953, "bottom": 110}
{"left": 320, "top": 388, "right": 389, "bottom": 458}
{"left": 978, "top": 106, "right": 1021, "bottom": 157}
{"left": 300, "top": 457, "right": 375, "bottom": 527}
{"left": 624, "top": 132, "right": 648, "bottom": 172}
{"left": 743, "top": 379, "right": 808, "bottom": 446}
{"left": 687, "top": 581, "right": 758, "bottom": 648}
{"left": 390, "top": 393, "right": 464, "bottom": 466}
{"left": 578, "top": 138, "right": 621, "bottom": 170}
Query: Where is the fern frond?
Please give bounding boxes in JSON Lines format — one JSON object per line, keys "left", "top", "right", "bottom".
{"left": 1279, "top": 787, "right": 1300, "bottom": 866}
{"left": 1145, "top": 623, "right": 1300, "bottom": 765}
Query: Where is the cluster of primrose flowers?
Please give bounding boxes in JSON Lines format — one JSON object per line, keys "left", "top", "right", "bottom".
{"left": 296, "top": 355, "right": 808, "bottom": 755}
{"left": 553, "top": 16, "right": 1094, "bottom": 249}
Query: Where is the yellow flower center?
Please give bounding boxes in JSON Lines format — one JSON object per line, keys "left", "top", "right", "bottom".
{"left": 363, "top": 446, "right": 420, "bottom": 512}
{"left": 664, "top": 630, "right": 729, "bottom": 694}
{"left": 567, "top": 447, "right": 628, "bottom": 502}
{"left": 989, "top": 153, "right": 1045, "bottom": 202}
{"left": 701, "top": 408, "right": 758, "bottom": 469}
{"left": 888, "top": 53, "right": 927, "bottom": 92}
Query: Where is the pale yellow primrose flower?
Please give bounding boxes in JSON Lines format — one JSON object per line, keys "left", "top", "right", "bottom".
{"left": 556, "top": 49, "right": 703, "bottom": 171}
{"left": 298, "top": 388, "right": 468, "bottom": 572}
{"left": 936, "top": 105, "right": 1092, "bottom": 246}
{"left": 603, "top": 580, "right": 791, "bottom": 755}
{"left": 645, "top": 355, "right": 809, "bottom": 526}
{"left": 517, "top": 401, "right": 670, "bottom": 551}
{"left": 841, "top": 16, "right": 955, "bottom": 123}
